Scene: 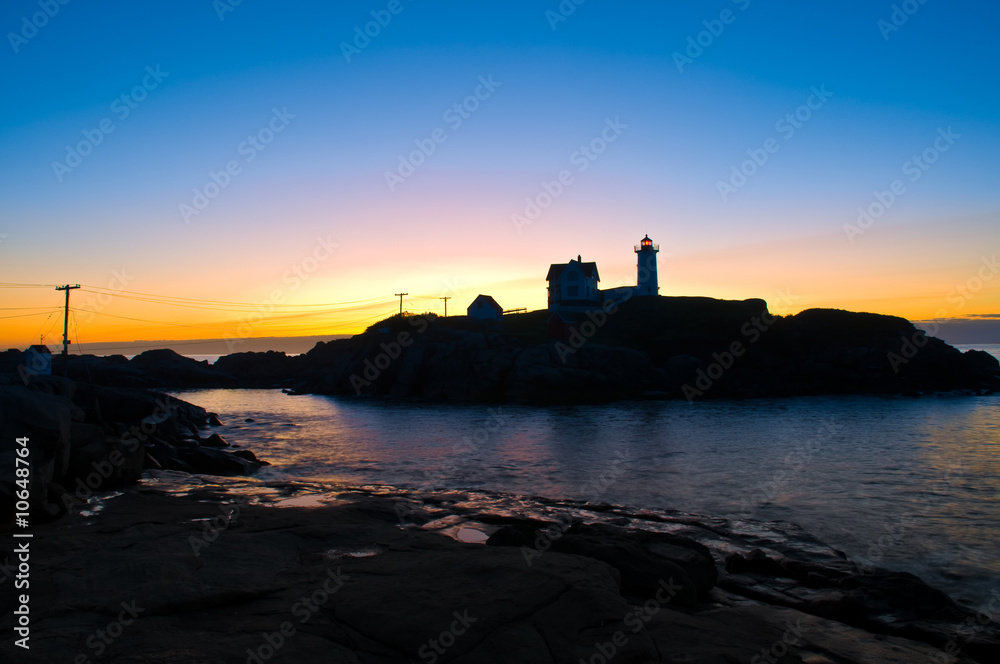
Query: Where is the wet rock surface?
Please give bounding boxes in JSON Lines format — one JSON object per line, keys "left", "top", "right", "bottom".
{"left": 0, "top": 374, "right": 266, "bottom": 526}
{"left": 1, "top": 484, "right": 995, "bottom": 663}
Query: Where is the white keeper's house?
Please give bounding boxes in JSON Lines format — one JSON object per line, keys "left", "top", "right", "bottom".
{"left": 546, "top": 234, "right": 659, "bottom": 312}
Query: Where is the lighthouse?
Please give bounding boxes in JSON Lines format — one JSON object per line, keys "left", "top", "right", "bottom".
{"left": 635, "top": 234, "right": 659, "bottom": 296}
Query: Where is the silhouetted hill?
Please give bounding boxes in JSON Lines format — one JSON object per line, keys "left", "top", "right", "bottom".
{"left": 5, "top": 297, "right": 996, "bottom": 402}
{"left": 292, "top": 297, "right": 999, "bottom": 402}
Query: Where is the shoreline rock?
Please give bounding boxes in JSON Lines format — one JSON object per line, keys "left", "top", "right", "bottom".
{"left": 0, "top": 484, "right": 995, "bottom": 663}
{"left": 0, "top": 374, "right": 266, "bottom": 527}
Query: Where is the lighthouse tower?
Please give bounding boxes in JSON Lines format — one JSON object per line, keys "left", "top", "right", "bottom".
{"left": 634, "top": 234, "right": 659, "bottom": 296}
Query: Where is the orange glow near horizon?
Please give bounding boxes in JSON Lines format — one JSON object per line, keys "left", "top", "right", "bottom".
{"left": 3, "top": 4, "right": 998, "bottom": 352}
{"left": 3, "top": 220, "right": 997, "bottom": 350}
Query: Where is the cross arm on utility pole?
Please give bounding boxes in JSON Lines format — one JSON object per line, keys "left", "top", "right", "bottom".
{"left": 394, "top": 293, "right": 408, "bottom": 316}
{"left": 55, "top": 284, "right": 80, "bottom": 376}
{"left": 440, "top": 296, "right": 451, "bottom": 317}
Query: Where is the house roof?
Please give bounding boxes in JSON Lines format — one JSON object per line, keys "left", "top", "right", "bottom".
{"left": 26, "top": 344, "right": 51, "bottom": 354}
{"left": 470, "top": 294, "right": 502, "bottom": 311}
{"left": 546, "top": 260, "right": 600, "bottom": 282}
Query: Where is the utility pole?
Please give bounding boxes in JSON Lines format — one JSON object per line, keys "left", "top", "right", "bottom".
{"left": 55, "top": 284, "right": 80, "bottom": 376}
{"left": 394, "top": 293, "right": 408, "bottom": 316}
{"left": 440, "top": 296, "right": 451, "bottom": 317}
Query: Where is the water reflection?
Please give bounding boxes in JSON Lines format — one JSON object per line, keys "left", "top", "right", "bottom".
{"left": 169, "top": 389, "right": 1000, "bottom": 604}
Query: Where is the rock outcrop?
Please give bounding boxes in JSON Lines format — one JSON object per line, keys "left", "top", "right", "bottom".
{"left": 294, "top": 299, "right": 999, "bottom": 402}
{"left": 1, "top": 486, "right": 995, "bottom": 663}
{"left": 0, "top": 374, "right": 265, "bottom": 527}
{"left": 3, "top": 296, "right": 996, "bottom": 402}
{"left": 487, "top": 521, "right": 718, "bottom": 607}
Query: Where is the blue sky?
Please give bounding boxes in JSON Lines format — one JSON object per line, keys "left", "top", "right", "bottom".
{"left": 1, "top": 0, "right": 998, "bottom": 344}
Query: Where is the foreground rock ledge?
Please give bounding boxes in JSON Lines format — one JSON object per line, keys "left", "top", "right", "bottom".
{"left": 0, "top": 374, "right": 266, "bottom": 526}
{"left": 1, "top": 488, "right": 996, "bottom": 663}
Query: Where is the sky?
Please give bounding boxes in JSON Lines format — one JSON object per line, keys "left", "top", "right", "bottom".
{"left": 1, "top": 0, "right": 998, "bottom": 349}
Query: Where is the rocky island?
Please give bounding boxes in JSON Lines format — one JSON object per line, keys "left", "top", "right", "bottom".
{"left": 8, "top": 296, "right": 996, "bottom": 402}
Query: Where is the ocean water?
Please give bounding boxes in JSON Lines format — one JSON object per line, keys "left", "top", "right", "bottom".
{"left": 167, "top": 388, "right": 1000, "bottom": 607}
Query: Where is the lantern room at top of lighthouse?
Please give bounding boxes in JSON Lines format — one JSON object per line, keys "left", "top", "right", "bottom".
{"left": 635, "top": 234, "right": 659, "bottom": 253}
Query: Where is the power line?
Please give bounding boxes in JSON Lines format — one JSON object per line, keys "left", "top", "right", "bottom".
{"left": 37, "top": 304, "right": 62, "bottom": 344}
{"left": 78, "top": 291, "right": 395, "bottom": 314}
{"left": 0, "top": 306, "right": 63, "bottom": 310}
{"left": 78, "top": 285, "right": 396, "bottom": 309}
{"left": 0, "top": 311, "right": 59, "bottom": 320}
{"left": 71, "top": 303, "right": 398, "bottom": 331}
{"left": 0, "top": 283, "right": 62, "bottom": 288}
{"left": 252, "top": 310, "right": 398, "bottom": 334}
{"left": 71, "top": 309, "right": 225, "bottom": 330}
{"left": 11, "top": 282, "right": 397, "bottom": 313}
{"left": 5, "top": 283, "right": 405, "bottom": 348}
{"left": 68, "top": 308, "right": 399, "bottom": 355}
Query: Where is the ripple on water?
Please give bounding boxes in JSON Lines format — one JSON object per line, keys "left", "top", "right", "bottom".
{"left": 163, "top": 389, "right": 1000, "bottom": 608}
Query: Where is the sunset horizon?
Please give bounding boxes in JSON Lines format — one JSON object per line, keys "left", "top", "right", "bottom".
{"left": 4, "top": 223, "right": 999, "bottom": 349}
{"left": 3, "top": 1, "right": 998, "bottom": 351}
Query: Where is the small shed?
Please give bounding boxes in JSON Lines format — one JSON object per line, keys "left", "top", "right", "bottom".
{"left": 467, "top": 294, "right": 503, "bottom": 321}
{"left": 23, "top": 344, "right": 52, "bottom": 375}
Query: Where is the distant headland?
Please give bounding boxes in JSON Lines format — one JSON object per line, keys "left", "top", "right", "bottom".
{"left": 6, "top": 294, "right": 997, "bottom": 404}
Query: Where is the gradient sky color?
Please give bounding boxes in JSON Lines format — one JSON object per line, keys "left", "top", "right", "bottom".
{"left": 1, "top": 0, "right": 998, "bottom": 349}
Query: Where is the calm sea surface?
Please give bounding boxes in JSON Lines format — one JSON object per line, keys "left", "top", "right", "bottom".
{"left": 167, "top": 386, "right": 1000, "bottom": 608}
